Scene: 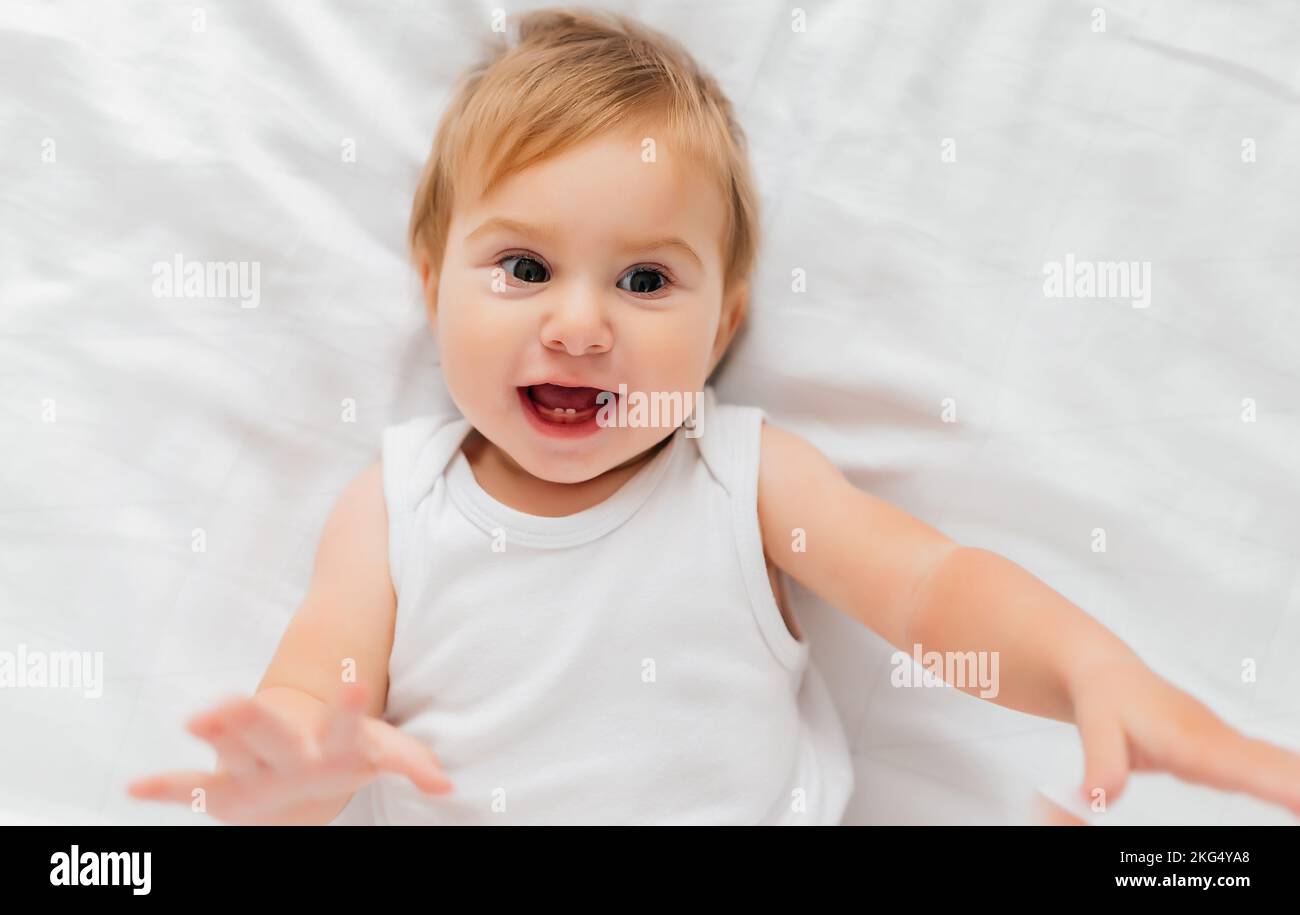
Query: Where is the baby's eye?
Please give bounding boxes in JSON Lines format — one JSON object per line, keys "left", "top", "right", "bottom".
{"left": 499, "top": 255, "right": 550, "bottom": 284}
{"left": 617, "top": 266, "right": 669, "bottom": 295}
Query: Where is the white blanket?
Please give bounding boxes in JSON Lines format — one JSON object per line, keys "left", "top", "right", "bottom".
{"left": 2, "top": 0, "right": 1297, "bottom": 825}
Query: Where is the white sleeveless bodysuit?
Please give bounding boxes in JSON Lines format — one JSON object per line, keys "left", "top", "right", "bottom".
{"left": 370, "top": 386, "right": 855, "bottom": 825}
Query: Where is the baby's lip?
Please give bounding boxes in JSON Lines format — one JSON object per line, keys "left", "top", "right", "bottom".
{"left": 518, "top": 378, "right": 618, "bottom": 393}
{"left": 522, "top": 382, "right": 618, "bottom": 414}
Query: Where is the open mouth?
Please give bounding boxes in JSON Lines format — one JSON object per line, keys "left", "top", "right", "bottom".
{"left": 517, "top": 383, "right": 617, "bottom": 437}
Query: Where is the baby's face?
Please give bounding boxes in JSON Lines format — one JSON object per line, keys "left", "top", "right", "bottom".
{"left": 426, "top": 128, "right": 741, "bottom": 484}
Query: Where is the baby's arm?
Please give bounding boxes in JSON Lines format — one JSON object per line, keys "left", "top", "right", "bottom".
{"left": 758, "top": 421, "right": 1300, "bottom": 814}
{"left": 129, "top": 463, "right": 451, "bottom": 824}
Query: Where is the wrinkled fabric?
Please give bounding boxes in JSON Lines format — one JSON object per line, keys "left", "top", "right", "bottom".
{"left": 1, "top": 0, "right": 1297, "bottom": 825}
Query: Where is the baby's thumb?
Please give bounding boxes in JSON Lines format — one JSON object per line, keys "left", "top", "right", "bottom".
{"left": 1076, "top": 700, "right": 1129, "bottom": 815}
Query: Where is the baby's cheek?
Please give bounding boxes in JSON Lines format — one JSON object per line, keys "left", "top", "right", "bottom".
{"left": 638, "top": 313, "right": 715, "bottom": 371}
{"left": 442, "top": 293, "right": 514, "bottom": 347}
{"left": 436, "top": 314, "right": 494, "bottom": 385}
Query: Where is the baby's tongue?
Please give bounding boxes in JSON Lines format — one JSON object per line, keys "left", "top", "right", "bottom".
{"left": 530, "top": 384, "right": 602, "bottom": 411}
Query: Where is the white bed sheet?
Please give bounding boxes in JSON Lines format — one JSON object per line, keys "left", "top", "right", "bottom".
{"left": 2, "top": 0, "right": 1298, "bottom": 825}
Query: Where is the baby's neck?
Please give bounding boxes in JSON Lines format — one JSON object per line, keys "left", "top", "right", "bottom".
{"left": 461, "top": 431, "right": 671, "bottom": 518}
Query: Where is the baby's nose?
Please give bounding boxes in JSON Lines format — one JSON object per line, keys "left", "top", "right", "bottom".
{"left": 541, "top": 290, "right": 613, "bottom": 356}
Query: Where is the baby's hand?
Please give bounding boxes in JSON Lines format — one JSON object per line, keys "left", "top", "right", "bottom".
{"left": 1069, "top": 656, "right": 1300, "bottom": 817}
{"left": 128, "top": 682, "right": 452, "bottom": 824}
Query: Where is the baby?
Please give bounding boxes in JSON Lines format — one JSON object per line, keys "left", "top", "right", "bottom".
{"left": 130, "top": 9, "right": 1300, "bottom": 825}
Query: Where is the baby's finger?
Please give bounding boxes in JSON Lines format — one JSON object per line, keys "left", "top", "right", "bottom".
{"left": 225, "top": 697, "right": 318, "bottom": 774}
{"left": 367, "top": 722, "right": 453, "bottom": 795}
{"left": 321, "top": 683, "right": 369, "bottom": 758}
{"left": 127, "top": 770, "right": 218, "bottom": 806}
{"left": 1075, "top": 699, "right": 1129, "bottom": 810}
{"left": 128, "top": 768, "right": 286, "bottom": 823}
{"left": 187, "top": 694, "right": 257, "bottom": 737}
{"left": 1175, "top": 729, "right": 1300, "bottom": 815}
{"left": 186, "top": 710, "right": 261, "bottom": 777}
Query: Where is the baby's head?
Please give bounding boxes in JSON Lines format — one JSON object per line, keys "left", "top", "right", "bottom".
{"left": 409, "top": 8, "right": 759, "bottom": 484}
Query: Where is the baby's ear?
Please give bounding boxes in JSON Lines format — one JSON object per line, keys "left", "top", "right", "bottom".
{"left": 416, "top": 252, "right": 439, "bottom": 321}
{"left": 707, "top": 280, "right": 749, "bottom": 380}
{"left": 717, "top": 280, "right": 749, "bottom": 347}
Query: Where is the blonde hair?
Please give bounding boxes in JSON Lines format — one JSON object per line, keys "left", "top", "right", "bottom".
{"left": 408, "top": 7, "right": 760, "bottom": 311}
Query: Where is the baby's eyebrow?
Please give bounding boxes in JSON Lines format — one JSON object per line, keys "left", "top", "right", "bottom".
{"left": 466, "top": 217, "right": 702, "bottom": 269}
{"left": 622, "top": 237, "right": 703, "bottom": 270}
{"left": 466, "top": 217, "right": 559, "bottom": 243}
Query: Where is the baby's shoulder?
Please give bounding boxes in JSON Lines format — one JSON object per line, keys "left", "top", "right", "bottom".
{"left": 380, "top": 410, "right": 472, "bottom": 513}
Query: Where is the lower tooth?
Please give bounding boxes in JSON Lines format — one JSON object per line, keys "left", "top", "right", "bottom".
{"left": 538, "top": 403, "right": 589, "bottom": 420}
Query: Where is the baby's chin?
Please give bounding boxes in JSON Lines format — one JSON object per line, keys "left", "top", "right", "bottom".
{"left": 528, "top": 465, "right": 607, "bottom": 486}
{"left": 513, "top": 432, "right": 669, "bottom": 486}
{"left": 516, "top": 446, "right": 631, "bottom": 485}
